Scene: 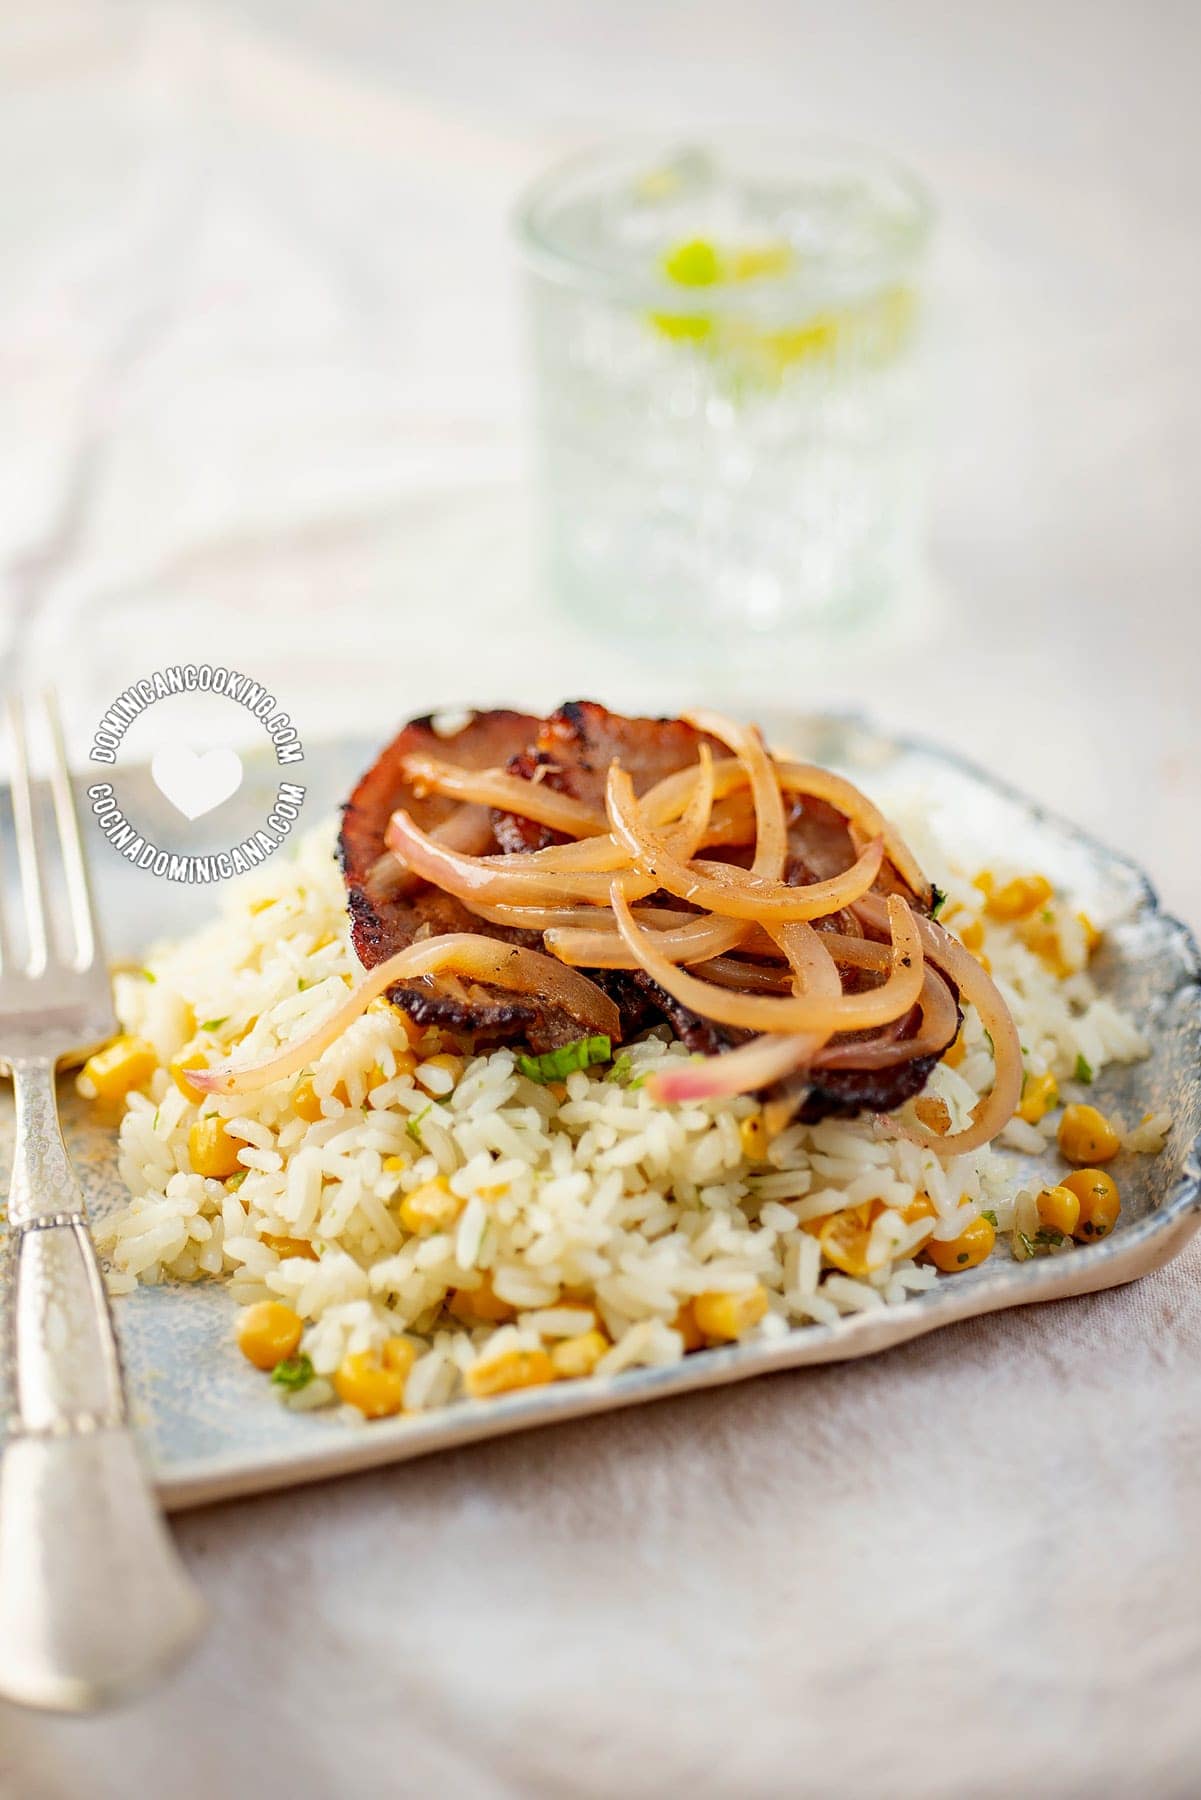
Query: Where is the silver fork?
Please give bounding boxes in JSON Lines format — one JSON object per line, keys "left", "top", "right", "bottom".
{"left": 0, "top": 692, "right": 205, "bottom": 1711}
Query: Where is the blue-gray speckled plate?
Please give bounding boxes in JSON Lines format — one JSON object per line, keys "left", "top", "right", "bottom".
{"left": 2, "top": 718, "right": 1199, "bottom": 1509}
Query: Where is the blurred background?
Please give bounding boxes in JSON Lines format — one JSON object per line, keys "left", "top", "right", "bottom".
{"left": 2, "top": 0, "right": 1198, "bottom": 924}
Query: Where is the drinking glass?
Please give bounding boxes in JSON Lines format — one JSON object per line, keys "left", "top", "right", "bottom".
{"left": 514, "top": 136, "right": 933, "bottom": 641}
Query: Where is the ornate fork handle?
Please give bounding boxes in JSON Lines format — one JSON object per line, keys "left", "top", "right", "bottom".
{"left": 0, "top": 1058, "right": 205, "bottom": 1711}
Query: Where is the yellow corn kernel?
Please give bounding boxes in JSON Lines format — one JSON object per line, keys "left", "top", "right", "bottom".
{"left": 974, "top": 870, "right": 996, "bottom": 899}
{"left": 925, "top": 1213, "right": 996, "bottom": 1273}
{"left": 671, "top": 1299, "right": 705, "bottom": 1352}
{"left": 914, "top": 1095, "right": 951, "bottom": 1136}
{"left": 381, "top": 1336, "right": 417, "bottom": 1381}
{"left": 447, "top": 1275, "right": 517, "bottom": 1324}
{"left": 392, "top": 1049, "right": 418, "bottom": 1083}
{"left": 464, "top": 1347, "right": 555, "bottom": 1399}
{"left": 292, "top": 1077, "right": 324, "bottom": 1123}
{"left": 188, "top": 1116, "right": 243, "bottom": 1179}
{"left": 261, "top": 1233, "right": 319, "bottom": 1262}
{"left": 942, "top": 1031, "right": 966, "bottom": 1069}
{"left": 1078, "top": 912, "right": 1102, "bottom": 956}
{"left": 417, "top": 1052, "right": 463, "bottom": 1094}
{"left": 550, "top": 1330, "right": 609, "bottom": 1379}
{"left": 1018, "top": 1071, "right": 1060, "bottom": 1125}
{"left": 169, "top": 1047, "right": 210, "bottom": 1102}
{"left": 986, "top": 873, "right": 1054, "bottom": 923}
{"left": 80, "top": 1035, "right": 158, "bottom": 1103}
{"left": 398, "top": 1176, "right": 463, "bottom": 1236}
{"left": 1036, "top": 1184, "right": 1081, "bottom": 1237}
{"left": 813, "top": 1201, "right": 884, "bottom": 1278}
{"left": 900, "top": 1192, "right": 937, "bottom": 1257}
{"left": 237, "top": 1301, "right": 303, "bottom": 1371}
{"left": 1058, "top": 1103, "right": 1121, "bottom": 1166}
{"left": 1061, "top": 1168, "right": 1121, "bottom": 1240}
{"left": 956, "top": 915, "right": 985, "bottom": 952}
{"left": 382, "top": 1154, "right": 407, "bottom": 1174}
{"left": 739, "top": 1111, "right": 770, "bottom": 1163}
{"left": 693, "top": 1285, "right": 769, "bottom": 1341}
{"left": 1017, "top": 911, "right": 1072, "bottom": 979}
{"left": 333, "top": 1350, "right": 406, "bottom": 1418}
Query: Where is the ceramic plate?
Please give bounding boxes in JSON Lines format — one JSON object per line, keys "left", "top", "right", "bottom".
{"left": 2, "top": 717, "right": 1198, "bottom": 1509}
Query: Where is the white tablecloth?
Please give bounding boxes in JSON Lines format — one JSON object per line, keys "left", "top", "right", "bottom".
{"left": 2, "top": 3, "right": 1200, "bottom": 1793}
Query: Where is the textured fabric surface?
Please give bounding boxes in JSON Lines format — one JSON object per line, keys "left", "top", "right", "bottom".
{"left": 5, "top": 1240, "right": 1201, "bottom": 1796}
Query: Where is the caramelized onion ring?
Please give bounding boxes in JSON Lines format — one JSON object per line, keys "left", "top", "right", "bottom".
{"left": 605, "top": 765, "right": 885, "bottom": 923}
{"left": 191, "top": 936, "right": 620, "bottom": 1097}
{"left": 696, "top": 956, "right": 794, "bottom": 994}
{"left": 548, "top": 912, "right": 752, "bottom": 970}
{"left": 814, "top": 966, "right": 959, "bottom": 1070}
{"left": 384, "top": 756, "right": 719, "bottom": 906}
{"left": 366, "top": 803, "right": 494, "bottom": 903}
{"left": 639, "top": 753, "right": 929, "bottom": 901}
{"left": 647, "top": 1034, "right": 818, "bottom": 1105}
{"left": 387, "top": 808, "right": 650, "bottom": 906}
{"left": 854, "top": 892, "right": 1023, "bottom": 1156}
{"left": 646, "top": 917, "right": 843, "bottom": 1102}
{"left": 607, "top": 885, "right": 924, "bottom": 1035}
{"left": 399, "top": 754, "right": 608, "bottom": 836}
{"left": 775, "top": 761, "right": 930, "bottom": 902}
{"left": 684, "top": 709, "right": 786, "bottom": 879}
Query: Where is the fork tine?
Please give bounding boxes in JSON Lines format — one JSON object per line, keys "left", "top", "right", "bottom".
{"left": 43, "top": 689, "right": 101, "bottom": 973}
{"left": 7, "top": 694, "right": 50, "bottom": 976}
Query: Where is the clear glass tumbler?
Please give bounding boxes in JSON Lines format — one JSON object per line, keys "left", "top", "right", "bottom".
{"left": 514, "top": 136, "right": 933, "bottom": 641}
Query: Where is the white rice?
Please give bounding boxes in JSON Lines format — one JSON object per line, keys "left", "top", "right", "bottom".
{"left": 91, "top": 818, "right": 1162, "bottom": 1418}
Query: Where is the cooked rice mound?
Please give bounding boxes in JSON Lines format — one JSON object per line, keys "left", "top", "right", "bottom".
{"left": 93, "top": 820, "right": 1163, "bottom": 1419}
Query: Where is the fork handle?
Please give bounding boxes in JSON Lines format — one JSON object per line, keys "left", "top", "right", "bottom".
{"left": 0, "top": 1057, "right": 205, "bottom": 1710}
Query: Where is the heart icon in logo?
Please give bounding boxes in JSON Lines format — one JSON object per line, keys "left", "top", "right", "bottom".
{"left": 151, "top": 744, "right": 244, "bottom": 821}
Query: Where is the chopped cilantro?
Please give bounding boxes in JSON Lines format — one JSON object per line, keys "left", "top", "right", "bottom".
{"left": 226, "top": 1170, "right": 248, "bottom": 1190}
{"left": 1018, "top": 1230, "right": 1038, "bottom": 1259}
{"left": 1074, "top": 1052, "right": 1094, "bottom": 1085}
{"left": 406, "top": 1103, "right": 432, "bottom": 1145}
{"left": 1034, "top": 1227, "right": 1065, "bottom": 1248}
{"left": 138, "top": 968, "right": 156, "bottom": 983}
{"left": 929, "top": 885, "right": 947, "bottom": 920}
{"left": 981, "top": 1209, "right": 998, "bottom": 1227}
{"left": 201, "top": 1017, "right": 229, "bottom": 1033}
{"left": 271, "top": 1354, "right": 314, "bottom": 1392}
{"left": 607, "top": 1051, "right": 634, "bottom": 1085}
{"left": 517, "top": 1035, "right": 612, "bottom": 1085}
{"left": 297, "top": 978, "right": 310, "bottom": 992}
{"left": 1040, "top": 906, "right": 1055, "bottom": 924}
